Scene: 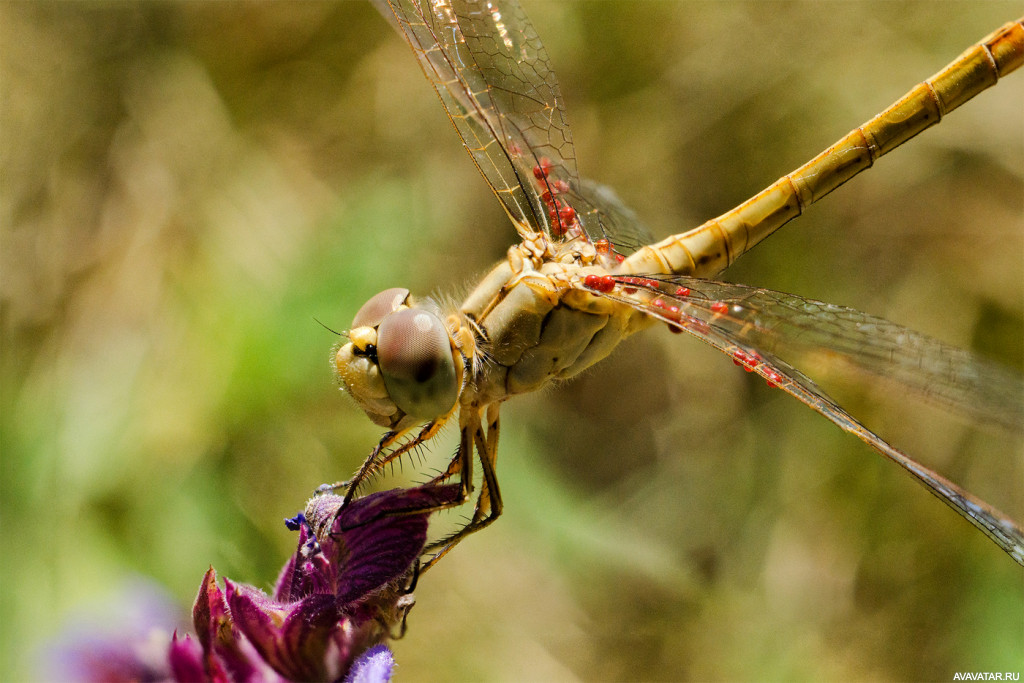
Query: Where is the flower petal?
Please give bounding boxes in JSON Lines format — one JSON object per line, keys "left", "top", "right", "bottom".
{"left": 343, "top": 644, "right": 395, "bottom": 683}
{"left": 227, "top": 580, "right": 339, "bottom": 682}
{"left": 192, "top": 569, "right": 270, "bottom": 683}
{"left": 336, "top": 485, "right": 462, "bottom": 531}
{"left": 168, "top": 632, "right": 210, "bottom": 683}
{"left": 332, "top": 485, "right": 461, "bottom": 606}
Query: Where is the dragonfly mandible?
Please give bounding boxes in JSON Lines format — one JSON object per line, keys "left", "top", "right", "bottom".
{"left": 325, "top": 0, "right": 1024, "bottom": 569}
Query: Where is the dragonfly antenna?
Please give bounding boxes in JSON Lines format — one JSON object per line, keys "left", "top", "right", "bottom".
{"left": 314, "top": 317, "right": 343, "bottom": 336}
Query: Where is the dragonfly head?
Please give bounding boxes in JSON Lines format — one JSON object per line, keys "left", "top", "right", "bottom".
{"left": 334, "top": 288, "right": 460, "bottom": 430}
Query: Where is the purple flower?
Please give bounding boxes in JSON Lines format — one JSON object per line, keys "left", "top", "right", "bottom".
{"left": 54, "top": 484, "right": 461, "bottom": 683}
{"left": 343, "top": 645, "right": 395, "bottom": 683}
{"left": 41, "top": 579, "right": 185, "bottom": 683}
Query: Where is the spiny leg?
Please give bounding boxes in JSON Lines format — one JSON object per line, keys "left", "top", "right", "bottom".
{"left": 425, "top": 419, "right": 475, "bottom": 488}
{"left": 313, "top": 416, "right": 449, "bottom": 503}
{"left": 328, "top": 410, "right": 479, "bottom": 541}
{"left": 363, "top": 413, "right": 483, "bottom": 574}
{"left": 321, "top": 404, "right": 501, "bottom": 572}
{"left": 315, "top": 429, "right": 399, "bottom": 498}
{"left": 448, "top": 420, "right": 476, "bottom": 504}
{"left": 323, "top": 422, "right": 477, "bottom": 564}
{"left": 422, "top": 404, "right": 503, "bottom": 570}
{"left": 414, "top": 411, "right": 479, "bottom": 522}
{"left": 345, "top": 418, "right": 452, "bottom": 496}
{"left": 470, "top": 403, "right": 501, "bottom": 524}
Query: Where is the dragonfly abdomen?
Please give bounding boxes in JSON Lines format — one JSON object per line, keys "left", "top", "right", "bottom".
{"left": 620, "top": 19, "right": 1024, "bottom": 281}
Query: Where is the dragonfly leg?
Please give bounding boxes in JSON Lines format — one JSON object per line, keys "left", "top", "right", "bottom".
{"left": 470, "top": 403, "right": 501, "bottom": 524}
{"left": 324, "top": 425, "right": 474, "bottom": 559}
{"left": 308, "top": 429, "right": 400, "bottom": 499}
{"left": 424, "top": 437, "right": 470, "bottom": 487}
{"left": 339, "top": 416, "right": 451, "bottom": 505}
{"left": 336, "top": 429, "right": 397, "bottom": 505}
{"left": 422, "top": 404, "right": 503, "bottom": 570}
{"left": 325, "top": 404, "right": 504, "bottom": 572}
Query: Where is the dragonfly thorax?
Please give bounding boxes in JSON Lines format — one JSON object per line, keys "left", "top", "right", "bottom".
{"left": 334, "top": 288, "right": 461, "bottom": 430}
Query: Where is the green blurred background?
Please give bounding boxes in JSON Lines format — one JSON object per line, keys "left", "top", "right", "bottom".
{"left": 2, "top": 1, "right": 1022, "bottom": 681}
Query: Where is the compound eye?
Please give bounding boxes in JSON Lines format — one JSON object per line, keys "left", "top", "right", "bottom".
{"left": 352, "top": 288, "right": 411, "bottom": 329}
{"left": 376, "top": 308, "right": 458, "bottom": 420}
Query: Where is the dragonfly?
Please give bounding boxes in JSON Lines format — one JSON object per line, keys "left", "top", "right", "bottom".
{"left": 327, "top": 0, "right": 1024, "bottom": 569}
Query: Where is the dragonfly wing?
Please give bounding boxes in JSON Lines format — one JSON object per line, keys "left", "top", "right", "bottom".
{"left": 632, "top": 276, "right": 1023, "bottom": 432}
{"left": 374, "top": 0, "right": 652, "bottom": 252}
{"left": 373, "top": 0, "right": 573, "bottom": 240}
{"left": 586, "top": 274, "right": 1024, "bottom": 564}
{"left": 570, "top": 178, "right": 654, "bottom": 256}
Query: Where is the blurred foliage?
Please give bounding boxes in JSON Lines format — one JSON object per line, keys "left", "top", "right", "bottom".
{"left": 2, "top": 1, "right": 1022, "bottom": 681}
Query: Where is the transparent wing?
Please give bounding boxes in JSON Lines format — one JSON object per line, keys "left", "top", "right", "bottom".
{"left": 572, "top": 179, "right": 653, "bottom": 256}
{"left": 583, "top": 273, "right": 1024, "bottom": 564}
{"left": 646, "top": 276, "right": 1022, "bottom": 432}
{"left": 373, "top": 0, "right": 649, "bottom": 253}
